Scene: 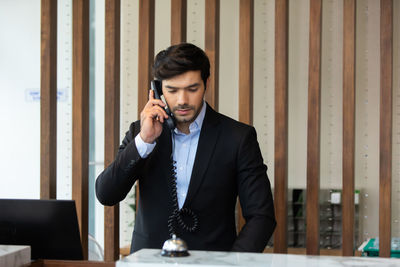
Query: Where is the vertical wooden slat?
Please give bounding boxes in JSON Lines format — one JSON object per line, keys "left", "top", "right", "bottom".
{"left": 239, "top": 0, "right": 253, "bottom": 125}
{"left": 306, "top": 0, "right": 322, "bottom": 256}
{"left": 72, "top": 0, "right": 89, "bottom": 260}
{"left": 379, "top": 0, "right": 393, "bottom": 258}
{"left": 137, "top": 0, "right": 155, "bottom": 216}
{"left": 40, "top": 0, "right": 57, "bottom": 199}
{"left": 138, "top": 0, "right": 155, "bottom": 115}
{"left": 238, "top": 0, "right": 254, "bottom": 231}
{"left": 204, "top": 0, "right": 219, "bottom": 110}
{"left": 342, "top": 0, "right": 356, "bottom": 257}
{"left": 104, "top": 0, "right": 120, "bottom": 261}
{"left": 171, "top": 0, "right": 187, "bottom": 45}
{"left": 274, "top": 0, "right": 289, "bottom": 254}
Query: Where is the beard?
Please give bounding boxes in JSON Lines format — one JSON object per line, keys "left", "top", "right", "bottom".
{"left": 172, "top": 104, "right": 200, "bottom": 124}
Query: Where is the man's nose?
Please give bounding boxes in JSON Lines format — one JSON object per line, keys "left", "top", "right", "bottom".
{"left": 176, "top": 90, "right": 188, "bottom": 105}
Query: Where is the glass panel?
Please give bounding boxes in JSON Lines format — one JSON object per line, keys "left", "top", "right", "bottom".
{"left": 355, "top": 0, "right": 380, "bottom": 245}
{"left": 287, "top": 0, "right": 309, "bottom": 250}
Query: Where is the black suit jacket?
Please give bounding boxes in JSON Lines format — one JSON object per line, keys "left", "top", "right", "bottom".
{"left": 96, "top": 103, "right": 275, "bottom": 253}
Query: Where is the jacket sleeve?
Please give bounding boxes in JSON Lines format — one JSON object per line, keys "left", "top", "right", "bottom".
{"left": 95, "top": 121, "right": 144, "bottom": 206}
{"left": 231, "top": 127, "right": 276, "bottom": 252}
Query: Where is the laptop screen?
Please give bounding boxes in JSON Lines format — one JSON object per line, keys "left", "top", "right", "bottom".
{"left": 0, "top": 199, "right": 84, "bottom": 260}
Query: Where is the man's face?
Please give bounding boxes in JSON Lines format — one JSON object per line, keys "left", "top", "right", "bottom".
{"left": 162, "top": 70, "right": 206, "bottom": 127}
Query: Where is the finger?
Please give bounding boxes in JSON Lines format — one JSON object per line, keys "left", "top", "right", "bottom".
{"left": 145, "top": 98, "right": 166, "bottom": 109}
{"left": 151, "top": 105, "right": 168, "bottom": 119}
{"left": 144, "top": 106, "right": 167, "bottom": 122}
{"left": 149, "top": 89, "right": 154, "bottom": 100}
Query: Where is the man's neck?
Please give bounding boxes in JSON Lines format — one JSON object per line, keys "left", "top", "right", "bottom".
{"left": 176, "top": 123, "right": 190, "bottom": 134}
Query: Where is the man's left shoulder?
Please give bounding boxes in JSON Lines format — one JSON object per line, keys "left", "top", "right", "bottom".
{"left": 214, "top": 110, "right": 255, "bottom": 133}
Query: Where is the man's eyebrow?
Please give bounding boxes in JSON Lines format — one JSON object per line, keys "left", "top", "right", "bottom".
{"left": 165, "top": 82, "right": 201, "bottom": 89}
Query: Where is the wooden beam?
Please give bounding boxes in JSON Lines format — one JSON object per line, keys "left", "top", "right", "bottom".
{"left": 204, "top": 0, "right": 219, "bottom": 110}
{"left": 40, "top": 0, "right": 57, "bottom": 199}
{"left": 237, "top": 0, "right": 253, "bottom": 232}
{"left": 273, "top": 0, "right": 288, "bottom": 254}
{"left": 104, "top": 0, "right": 120, "bottom": 261}
{"left": 138, "top": 0, "right": 155, "bottom": 115}
{"left": 238, "top": 0, "right": 253, "bottom": 125}
{"left": 306, "top": 0, "right": 322, "bottom": 256}
{"left": 137, "top": 0, "right": 155, "bottom": 219}
{"left": 171, "top": 0, "right": 187, "bottom": 45}
{"left": 342, "top": 0, "right": 356, "bottom": 257}
{"left": 379, "top": 0, "right": 393, "bottom": 258}
{"left": 72, "top": 0, "right": 89, "bottom": 260}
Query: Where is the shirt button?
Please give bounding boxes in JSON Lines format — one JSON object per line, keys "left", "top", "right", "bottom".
{"left": 179, "top": 167, "right": 183, "bottom": 171}
{"left": 183, "top": 143, "right": 187, "bottom": 147}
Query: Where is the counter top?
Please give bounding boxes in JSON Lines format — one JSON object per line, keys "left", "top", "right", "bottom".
{"left": 0, "top": 245, "right": 30, "bottom": 267}
{"left": 117, "top": 248, "right": 400, "bottom": 267}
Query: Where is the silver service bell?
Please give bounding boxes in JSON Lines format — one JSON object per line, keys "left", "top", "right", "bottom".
{"left": 161, "top": 234, "right": 190, "bottom": 257}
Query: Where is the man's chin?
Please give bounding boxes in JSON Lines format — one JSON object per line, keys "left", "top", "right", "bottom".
{"left": 175, "top": 116, "right": 194, "bottom": 124}
{"left": 174, "top": 113, "right": 195, "bottom": 124}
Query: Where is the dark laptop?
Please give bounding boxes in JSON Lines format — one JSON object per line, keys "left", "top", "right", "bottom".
{"left": 0, "top": 199, "right": 84, "bottom": 260}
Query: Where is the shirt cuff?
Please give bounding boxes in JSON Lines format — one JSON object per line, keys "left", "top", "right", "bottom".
{"left": 135, "top": 134, "right": 156, "bottom": 158}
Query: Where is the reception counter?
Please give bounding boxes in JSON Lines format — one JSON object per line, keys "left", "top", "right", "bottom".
{"left": 8, "top": 247, "right": 400, "bottom": 267}
{"left": 117, "top": 249, "right": 400, "bottom": 267}
{"left": 0, "top": 245, "right": 30, "bottom": 267}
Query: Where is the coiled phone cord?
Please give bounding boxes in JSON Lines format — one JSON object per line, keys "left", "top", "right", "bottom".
{"left": 167, "top": 134, "right": 199, "bottom": 237}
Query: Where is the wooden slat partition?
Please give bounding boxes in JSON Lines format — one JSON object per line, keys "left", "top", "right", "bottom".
{"left": 379, "top": 0, "right": 393, "bottom": 258}
{"left": 137, "top": 0, "right": 155, "bottom": 214}
{"left": 239, "top": 0, "right": 253, "bottom": 125}
{"left": 342, "top": 0, "right": 356, "bottom": 256}
{"left": 273, "top": 0, "right": 289, "bottom": 254}
{"left": 104, "top": 0, "right": 120, "bottom": 261}
{"left": 238, "top": 0, "right": 254, "bottom": 231}
{"left": 171, "top": 0, "right": 187, "bottom": 45}
{"left": 40, "top": 0, "right": 57, "bottom": 199}
{"left": 306, "top": 0, "right": 322, "bottom": 255}
{"left": 72, "top": 0, "right": 89, "bottom": 260}
{"left": 204, "top": 0, "right": 219, "bottom": 109}
{"left": 138, "top": 0, "right": 155, "bottom": 115}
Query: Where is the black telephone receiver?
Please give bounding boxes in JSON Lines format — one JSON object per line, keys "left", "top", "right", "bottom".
{"left": 150, "top": 80, "right": 176, "bottom": 130}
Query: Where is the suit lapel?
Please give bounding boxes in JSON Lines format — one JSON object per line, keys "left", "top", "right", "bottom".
{"left": 183, "top": 104, "right": 220, "bottom": 208}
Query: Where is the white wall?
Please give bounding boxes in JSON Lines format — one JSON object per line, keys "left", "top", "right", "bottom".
{"left": 0, "top": 0, "right": 41, "bottom": 199}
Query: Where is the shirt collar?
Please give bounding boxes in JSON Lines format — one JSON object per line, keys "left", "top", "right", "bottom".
{"left": 174, "top": 100, "right": 207, "bottom": 135}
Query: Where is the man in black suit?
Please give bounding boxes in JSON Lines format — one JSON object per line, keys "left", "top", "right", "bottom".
{"left": 96, "top": 43, "right": 275, "bottom": 253}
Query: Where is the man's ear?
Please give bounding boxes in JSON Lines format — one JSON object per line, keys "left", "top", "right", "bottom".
{"left": 205, "top": 77, "right": 210, "bottom": 91}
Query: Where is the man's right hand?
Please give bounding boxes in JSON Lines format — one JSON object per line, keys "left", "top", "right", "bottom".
{"left": 139, "top": 90, "right": 169, "bottom": 144}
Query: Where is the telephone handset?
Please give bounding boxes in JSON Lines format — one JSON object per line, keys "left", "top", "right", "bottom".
{"left": 150, "top": 80, "right": 176, "bottom": 130}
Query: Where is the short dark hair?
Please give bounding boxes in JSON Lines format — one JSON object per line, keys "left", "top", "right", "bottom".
{"left": 153, "top": 43, "right": 210, "bottom": 87}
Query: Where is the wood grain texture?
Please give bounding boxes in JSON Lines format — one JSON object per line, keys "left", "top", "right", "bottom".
{"left": 32, "top": 260, "right": 115, "bottom": 267}
{"left": 342, "top": 0, "right": 356, "bottom": 257}
{"left": 171, "top": 0, "right": 187, "bottom": 45}
{"left": 306, "top": 0, "right": 322, "bottom": 256}
{"left": 237, "top": 0, "right": 254, "bottom": 232}
{"left": 273, "top": 0, "right": 288, "bottom": 254}
{"left": 104, "top": 0, "right": 120, "bottom": 261}
{"left": 138, "top": 0, "right": 155, "bottom": 116}
{"left": 72, "top": 0, "right": 89, "bottom": 260}
{"left": 204, "top": 0, "right": 219, "bottom": 110}
{"left": 379, "top": 0, "right": 393, "bottom": 258}
{"left": 238, "top": 0, "right": 253, "bottom": 125}
{"left": 137, "top": 0, "right": 155, "bottom": 223}
{"left": 40, "top": 0, "right": 57, "bottom": 200}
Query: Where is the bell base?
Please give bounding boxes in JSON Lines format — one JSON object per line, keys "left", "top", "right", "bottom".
{"left": 161, "top": 249, "right": 190, "bottom": 257}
